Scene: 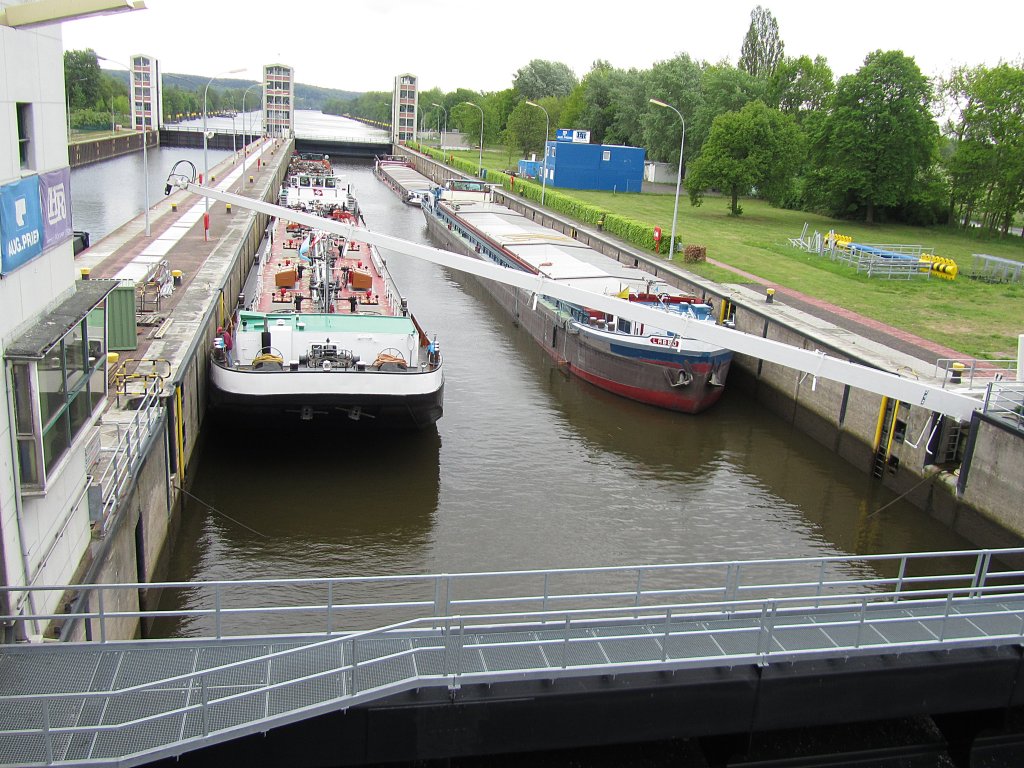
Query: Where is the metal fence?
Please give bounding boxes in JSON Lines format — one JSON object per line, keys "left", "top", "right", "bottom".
{"left": 983, "top": 382, "right": 1024, "bottom": 432}
{"left": 3, "top": 548, "right": 1024, "bottom": 766}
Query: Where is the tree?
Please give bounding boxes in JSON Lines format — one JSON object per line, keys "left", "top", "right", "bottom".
{"left": 64, "top": 49, "right": 103, "bottom": 111}
{"left": 941, "top": 63, "right": 1024, "bottom": 235}
{"left": 770, "top": 55, "right": 833, "bottom": 121}
{"left": 644, "top": 54, "right": 703, "bottom": 166}
{"left": 686, "top": 101, "right": 803, "bottom": 214}
{"left": 504, "top": 100, "right": 549, "bottom": 157}
{"left": 807, "top": 50, "right": 937, "bottom": 223}
{"left": 739, "top": 6, "right": 784, "bottom": 79}
{"left": 691, "top": 62, "right": 764, "bottom": 156}
{"left": 513, "top": 59, "right": 578, "bottom": 101}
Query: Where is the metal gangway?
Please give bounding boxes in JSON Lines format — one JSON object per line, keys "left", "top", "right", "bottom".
{"left": 3, "top": 548, "right": 1024, "bottom": 766}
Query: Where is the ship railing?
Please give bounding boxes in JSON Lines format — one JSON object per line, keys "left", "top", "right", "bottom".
{"left": 4, "top": 547, "right": 1024, "bottom": 644}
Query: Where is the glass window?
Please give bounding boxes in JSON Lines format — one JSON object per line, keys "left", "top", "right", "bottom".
{"left": 17, "top": 103, "right": 33, "bottom": 169}
{"left": 38, "top": 345, "right": 66, "bottom": 430}
{"left": 12, "top": 363, "right": 34, "bottom": 435}
{"left": 65, "top": 325, "right": 88, "bottom": 393}
{"left": 88, "top": 366, "right": 106, "bottom": 412}
{"left": 42, "top": 410, "right": 70, "bottom": 475}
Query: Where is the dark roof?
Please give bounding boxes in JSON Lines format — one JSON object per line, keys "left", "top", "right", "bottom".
{"left": 4, "top": 279, "right": 119, "bottom": 360}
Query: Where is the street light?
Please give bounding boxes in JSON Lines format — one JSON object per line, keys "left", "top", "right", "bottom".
{"left": 431, "top": 103, "right": 447, "bottom": 148}
{"left": 525, "top": 100, "right": 549, "bottom": 206}
{"left": 649, "top": 98, "right": 685, "bottom": 258}
{"left": 241, "top": 83, "right": 261, "bottom": 183}
{"left": 98, "top": 55, "right": 150, "bottom": 236}
{"left": 204, "top": 67, "right": 246, "bottom": 229}
{"left": 461, "top": 101, "right": 484, "bottom": 177}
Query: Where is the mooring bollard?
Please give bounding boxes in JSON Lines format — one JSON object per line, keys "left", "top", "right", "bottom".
{"left": 172, "top": 270, "right": 183, "bottom": 287}
{"left": 766, "top": 288, "right": 775, "bottom": 304}
{"left": 950, "top": 362, "right": 965, "bottom": 384}
{"left": 226, "top": 203, "right": 232, "bottom": 213}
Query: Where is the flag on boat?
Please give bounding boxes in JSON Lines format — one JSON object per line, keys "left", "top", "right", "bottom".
{"left": 297, "top": 235, "right": 310, "bottom": 260}
{"left": 616, "top": 286, "right": 630, "bottom": 299}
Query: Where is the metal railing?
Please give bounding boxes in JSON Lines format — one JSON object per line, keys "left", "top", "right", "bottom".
{"left": 936, "top": 357, "right": 1018, "bottom": 389}
{"left": 93, "top": 377, "right": 167, "bottom": 528}
{"left": 3, "top": 548, "right": 1024, "bottom": 766}
{"left": 2, "top": 548, "right": 1023, "bottom": 643}
{"left": 983, "top": 381, "right": 1024, "bottom": 431}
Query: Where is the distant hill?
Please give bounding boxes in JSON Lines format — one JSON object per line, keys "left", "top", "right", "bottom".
{"left": 102, "top": 70, "right": 362, "bottom": 109}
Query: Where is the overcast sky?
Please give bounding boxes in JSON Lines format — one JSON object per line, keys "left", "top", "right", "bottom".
{"left": 61, "top": 0, "right": 1023, "bottom": 94}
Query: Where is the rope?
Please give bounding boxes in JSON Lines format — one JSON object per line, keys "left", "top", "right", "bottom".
{"left": 373, "top": 353, "right": 407, "bottom": 368}
{"left": 867, "top": 472, "right": 940, "bottom": 519}
{"left": 252, "top": 352, "right": 284, "bottom": 366}
{"left": 174, "top": 485, "right": 270, "bottom": 538}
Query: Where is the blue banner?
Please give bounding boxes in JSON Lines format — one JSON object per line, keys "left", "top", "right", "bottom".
{"left": 0, "top": 176, "right": 44, "bottom": 275}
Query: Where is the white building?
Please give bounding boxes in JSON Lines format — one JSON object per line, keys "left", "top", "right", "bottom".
{"left": 263, "top": 63, "right": 294, "bottom": 139}
{"left": 1, "top": 0, "right": 142, "bottom": 638}
{"left": 128, "top": 53, "right": 160, "bottom": 132}
{"left": 392, "top": 73, "right": 417, "bottom": 145}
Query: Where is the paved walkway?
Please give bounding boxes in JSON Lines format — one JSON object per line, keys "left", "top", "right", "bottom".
{"left": 77, "top": 138, "right": 286, "bottom": 364}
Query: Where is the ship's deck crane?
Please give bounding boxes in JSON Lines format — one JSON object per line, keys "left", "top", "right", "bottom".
{"left": 165, "top": 166, "right": 982, "bottom": 423}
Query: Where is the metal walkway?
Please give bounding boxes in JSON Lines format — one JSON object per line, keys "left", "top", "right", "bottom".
{"left": 4, "top": 548, "right": 1024, "bottom": 766}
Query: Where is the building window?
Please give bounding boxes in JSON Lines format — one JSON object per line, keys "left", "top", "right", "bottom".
{"left": 9, "top": 308, "right": 107, "bottom": 488}
{"left": 17, "top": 103, "right": 33, "bottom": 170}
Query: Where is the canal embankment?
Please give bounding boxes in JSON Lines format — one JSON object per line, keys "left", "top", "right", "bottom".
{"left": 58, "top": 138, "right": 293, "bottom": 641}
{"left": 395, "top": 146, "right": 1024, "bottom": 549}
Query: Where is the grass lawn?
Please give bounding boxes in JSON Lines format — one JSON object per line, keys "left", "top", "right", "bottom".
{"left": 449, "top": 148, "right": 1024, "bottom": 361}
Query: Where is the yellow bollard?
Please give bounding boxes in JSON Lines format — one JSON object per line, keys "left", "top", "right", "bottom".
{"left": 211, "top": 174, "right": 216, "bottom": 182}
{"left": 249, "top": 176, "right": 254, "bottom": 184}
{"left": 172, "top": 270, "right": 183, "bottom": 287}
{"left": 226, "top": 202, "right": 232, "bottom": 213}
{"left": 80, "top": 267, "right": 91, "bottom": 280}
{"left": 766, "top": 288, "right": 775, "bottom": 304}
{"left": 171, "top": 202, "right": 178, "bottom": 212}
{"left": 107, "top": 352, "right": 119, "bottom": 365}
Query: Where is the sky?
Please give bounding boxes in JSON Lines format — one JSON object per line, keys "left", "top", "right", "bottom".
{"left": 61, "top": 0, "right": 1024, "bottom": 94}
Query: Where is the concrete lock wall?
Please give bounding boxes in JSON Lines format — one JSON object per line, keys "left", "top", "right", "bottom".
{"left": 68, "top": 131, "right": 159, "bottom": 169}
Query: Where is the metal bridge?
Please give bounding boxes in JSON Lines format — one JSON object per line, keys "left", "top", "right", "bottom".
{"left": 3, "top": 548, "right": 1024, "bottom": 766}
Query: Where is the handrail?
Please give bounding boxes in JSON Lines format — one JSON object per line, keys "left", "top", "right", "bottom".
{"left": 4, "top": 547, "right": 1024, "bottom": 642}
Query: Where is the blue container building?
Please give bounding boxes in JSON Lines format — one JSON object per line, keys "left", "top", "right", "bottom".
{"left": 544, "top": 142, "right": 645, "bottom": 192}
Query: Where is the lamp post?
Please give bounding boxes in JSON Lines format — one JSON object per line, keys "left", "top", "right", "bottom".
{"left": 98, "top": 55, "right": 150, "bottom": 236}
{"left": 431, "top": 102, "right": 447, "bottom": 148}
{"left": 649, "top": 98, "right": 685, "bottom": 258}
{"left": 241, "top": 83, "right": 260, "bottom": 183}
{"left": 525, "top": 100, "right": 549, "bottom": 206}
{"left": 204, "top": 67, "right": 246, "bottom": 229}
{"left": 461, "top": 101, "right": 484, "bottom": 177}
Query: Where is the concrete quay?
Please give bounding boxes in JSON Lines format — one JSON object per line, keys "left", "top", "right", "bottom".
{"left": 397, "top": 146, "right": 1024, "bottom": 549}
{"left": 57, "top": 138, "right": 293, "bottom": 641}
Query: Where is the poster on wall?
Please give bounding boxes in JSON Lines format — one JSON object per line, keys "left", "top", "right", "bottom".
{"left": 0, "top": 176, "right": 44, "bottom": 275}
{"left": 39, "top": 167, "right": 73, "bottom": 249}
{"left": 0, "top": 168, "right": 73, "bottom": 276}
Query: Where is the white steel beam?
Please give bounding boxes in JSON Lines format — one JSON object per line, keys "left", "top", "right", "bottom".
{"left": 168, "top": 176, "right": 982, "bottom": 422}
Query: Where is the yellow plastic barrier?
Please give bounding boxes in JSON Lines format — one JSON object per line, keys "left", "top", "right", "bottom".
{"left": 919, "top": 254, "right": 959, "bottom": 281}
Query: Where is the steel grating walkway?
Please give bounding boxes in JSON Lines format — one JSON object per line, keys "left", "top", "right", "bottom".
{"left": 4, "top": 548, "right": 1024, "bottom": 766}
